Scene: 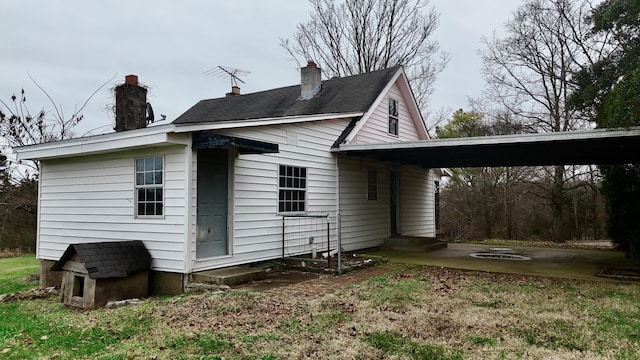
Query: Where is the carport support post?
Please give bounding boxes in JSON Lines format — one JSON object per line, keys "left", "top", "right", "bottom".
{"left": 282, "top": 217, "right": 285, "bottom": 259}
{"left": 327, "top": 219, "right": 331, "bottom": 269}
{"left": 337, "top": 213, "right": 342, "bottom": 274}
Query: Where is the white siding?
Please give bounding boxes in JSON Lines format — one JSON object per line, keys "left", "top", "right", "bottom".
{"left": 38, "top": 145, "right": 189, "bottom": 272}
{"left": 338, "top": 157, "right": 436, "bottom": 248}
{"left": 338, "top": 157, "right": 389, "bottom": 250}
{"left": 352, "top": 80, "right": 423, "bottom": 144}
{"left": 400, "top": 167, "right": 436, "bottom": 237}
{"left": 190, "top": 119, "right": 349, "bottom": 271}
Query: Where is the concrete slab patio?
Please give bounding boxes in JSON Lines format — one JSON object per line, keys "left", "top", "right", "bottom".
{"left": 369, "top": 243, "right": 636, "bottom": 282}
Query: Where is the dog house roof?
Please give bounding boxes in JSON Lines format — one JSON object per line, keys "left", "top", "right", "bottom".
{"left": 52, "top": 240, "right": 151, "bottom": 279}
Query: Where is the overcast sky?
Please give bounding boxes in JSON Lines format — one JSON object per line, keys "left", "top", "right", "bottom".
{"left": 1, "top": 0, "right": 521, "bottom": 138}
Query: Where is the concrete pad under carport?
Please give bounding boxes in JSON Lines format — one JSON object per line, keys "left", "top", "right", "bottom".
{"left": 369, "top": 243, "right": 635, "bottom": 282}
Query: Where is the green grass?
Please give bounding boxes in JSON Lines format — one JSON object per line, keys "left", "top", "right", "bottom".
{"left": 357, "top": 272, "right": 422, "bottom": 310}
{"left": 466, "top": 335, "right": 498, "bottom": 347}
{"left": 0, "top": 302, "right": 123, "bottom": 359}
{"left": 0, "top": 255, "right": 39, "bottom": 294}
{"left": 1, "top": 256, "right": 640, "bottom": 358}
{"left": 513, "top": 319, "right": 588, "bottom": 351}
{"left": 364, "top": 331, "right": 463, "bottom": 360}
{"left": 278, "top": 309, "right": 350, "bottom": 335}
{"left": 598, "top": 308, "right": 640, "bottom": 345}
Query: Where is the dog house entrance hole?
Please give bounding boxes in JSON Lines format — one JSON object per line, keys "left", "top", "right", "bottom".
{"left": 73, "top": 275, "right": 85, "bottom": 297}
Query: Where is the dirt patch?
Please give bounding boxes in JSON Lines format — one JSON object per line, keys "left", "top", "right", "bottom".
{"left": 233, "top": 264, "right": 395, "bottom": 294}
{"left": 0, "top": 287, "right": 57, "bottom": 303}
{"left": 214, "top": 254, "right": 390, "bottom": 293}
{"left": 232, "top": 269, "right": 322, "bottom": 292}
{"left": 280, "top": 252, "right": 388, "bottom": 274}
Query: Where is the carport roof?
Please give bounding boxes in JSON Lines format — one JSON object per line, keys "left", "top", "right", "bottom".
{"left": 333, "top": 128, "right": 640, "bottom": 168}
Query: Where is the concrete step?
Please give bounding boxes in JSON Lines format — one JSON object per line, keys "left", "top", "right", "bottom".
{"left": 380, "top": 241, "right": 447, "bottom": 253}
{"left": 191, "top": 266, "right": 267, "bottom": 286}
{"left": 384, "top": 236, "right": 441, "bottom": 246}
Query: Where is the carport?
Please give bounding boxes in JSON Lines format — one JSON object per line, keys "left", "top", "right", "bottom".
{"left": 333, "top": 127, "right": 640, "bottom": 167}
{"left": 334, "top": 127, "right": 640, "bottom": 280}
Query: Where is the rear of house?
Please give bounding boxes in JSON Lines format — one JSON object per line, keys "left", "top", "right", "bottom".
{"left": 17, "top": 64, "right": 441, "bottom": 294}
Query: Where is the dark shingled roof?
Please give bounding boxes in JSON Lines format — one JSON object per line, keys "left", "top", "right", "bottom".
{"left": 52, "top": 240, "right": 151, "bottom": 279}
{"left": 173, "top": 66, "right": 401, "bottom": 125}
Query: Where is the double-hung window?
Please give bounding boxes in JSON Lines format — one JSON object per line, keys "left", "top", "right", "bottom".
{"left": 135, "top": 156, "right": 164, "bottom": 217}
{"left": 389, "top": 98, "right": 399, "bottom": 136}
{"left": 278, "top": 165, "right": 306, "bottom": 213}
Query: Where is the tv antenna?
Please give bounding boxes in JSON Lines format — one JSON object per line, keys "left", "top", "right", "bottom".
{"left": 203, "top": 65, "right": 251, "bottom": 88}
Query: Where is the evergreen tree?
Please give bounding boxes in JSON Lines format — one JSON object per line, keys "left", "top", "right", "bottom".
{"left": 571, "top": 0, "right": 640, "bottom": 260}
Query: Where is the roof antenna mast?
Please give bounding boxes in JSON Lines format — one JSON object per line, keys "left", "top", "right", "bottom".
{"left": 203, "top": 66, "right": 251, "bottom": 95}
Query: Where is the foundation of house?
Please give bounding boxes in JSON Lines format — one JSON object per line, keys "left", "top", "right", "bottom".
{"left": 39, "top": 260, "right": 185, "bottom": 296}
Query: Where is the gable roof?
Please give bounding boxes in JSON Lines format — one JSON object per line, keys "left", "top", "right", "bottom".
{"left": 52, "top": 240, "right": 151, "bottom": 279}
{"left": 173, "top": 66, "right": 402, "bottom": 125}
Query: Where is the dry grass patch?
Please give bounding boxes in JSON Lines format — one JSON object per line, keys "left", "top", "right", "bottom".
{"left": 2, "top": 261, "right": 639, "bottom": 359}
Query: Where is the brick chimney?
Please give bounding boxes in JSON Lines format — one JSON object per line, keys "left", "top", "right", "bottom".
{"left": 226, "top": 85, "right": 241, "bottom": 97}
{"left": 300, "top": 61, "right": 321, "bottom": 100}
{"left": 114, "top": 75, "right": 148, "bottom": 132}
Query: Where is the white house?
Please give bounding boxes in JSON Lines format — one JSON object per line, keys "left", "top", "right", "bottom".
{"left": 16, "top": 63, "right": 443, "bottom": 294}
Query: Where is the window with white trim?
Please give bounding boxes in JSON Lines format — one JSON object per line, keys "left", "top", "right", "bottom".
{"left": 135, "top": 156, "right": 164, "bottom": 217}
{"left": 278, "top": 165, "right": 306, "bottom": 213}
{"left": 367, "top": 169, "right": 378, "bottom": 200}
{"left": 389, "top": 98, "right": 399, "bottom": 136}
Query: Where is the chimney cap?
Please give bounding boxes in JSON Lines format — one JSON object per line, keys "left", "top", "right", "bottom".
{"left": 306, "top": 60, "right": 317, "bottom": 68}
{"left": 125, "top": 75, "right": 139, "bottom": 85}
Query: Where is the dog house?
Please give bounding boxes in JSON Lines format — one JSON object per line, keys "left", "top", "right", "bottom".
{"left": 52, "top": 240, "right": 151, "bottom": 309}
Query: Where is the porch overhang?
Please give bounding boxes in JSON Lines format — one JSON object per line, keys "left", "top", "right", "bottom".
{"left": 193, "top": 132, "right": 279, "bottom": 155}
{"left": 332, "top": 128, "right": 640, "bottom": 168}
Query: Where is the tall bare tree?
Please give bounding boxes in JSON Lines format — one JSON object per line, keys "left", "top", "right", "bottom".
{"left": 281, "top": 0, "right": 449, "bottom": 122}
{"left": 0, "top": 76, "right": 112, "bottom": 251}
{"left": 0, "top": 75, "right": 112, "bottom": 176}
{"left": 479, "top": 0, "right": 604, "bottom": 240}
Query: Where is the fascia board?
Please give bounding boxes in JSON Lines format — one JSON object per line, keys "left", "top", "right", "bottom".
{"left": 15, "top": 125, "right": 187, "bottom": 160}
{"left": 333, "top": 127, "right": 640, "bottom": 152}
{"left": 172, "top": 112, "right": 365, "bottom": 133}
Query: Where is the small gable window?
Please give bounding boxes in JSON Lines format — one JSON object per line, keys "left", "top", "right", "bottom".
{"left": 367, "top": 169, "right": 378, "bottom": 200}
{"left": 389, "top": 98, "right": 399, "bottom": 136}
{"left": 135, "top": 156, "right": 164, "bottom": 217}
{"left": 278, "top": 165, "right": 306, "bottom": 213}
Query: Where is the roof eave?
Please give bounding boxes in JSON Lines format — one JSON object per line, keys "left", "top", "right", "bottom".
{"left": 15, "top": 124, "right": 189, "bottom": 161}
{"left": 335, "top": 127, "right": 640, "bottom": 152}
{"left": 172, "top": 112, "right": 365, "bottom": 133}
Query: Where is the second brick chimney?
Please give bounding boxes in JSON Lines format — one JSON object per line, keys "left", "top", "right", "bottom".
{"left": 114, "top": 75, "right": 148, "bottom": 132}
{"left": 300, "top": 61, "right": 321, "bottom": 100}
{"left": 226, "top": 85, "right": 241, "bottom": 97}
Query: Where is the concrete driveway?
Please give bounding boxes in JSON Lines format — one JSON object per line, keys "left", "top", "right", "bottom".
{"left": 370, "top": 243, "right": 636, "bottom": 282}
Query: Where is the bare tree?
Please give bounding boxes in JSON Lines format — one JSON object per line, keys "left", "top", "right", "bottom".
{"left": 0, "top": 75, "right": 112, "bottom": 251}
{"left": 0, "top": 75, "right": 113, "bottom": 176}
{"left": 281, "top": 0, "right": 449, "bottom": 119}
{"left": 479, "top": 0, "right": 604, "bottom": 240}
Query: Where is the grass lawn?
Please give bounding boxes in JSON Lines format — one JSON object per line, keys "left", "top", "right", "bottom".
{"left": 0, "top": 255, "right": 39, "bottom": 294}
{"left": 1, "top": 257, "right": 639, "bottom": 359}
